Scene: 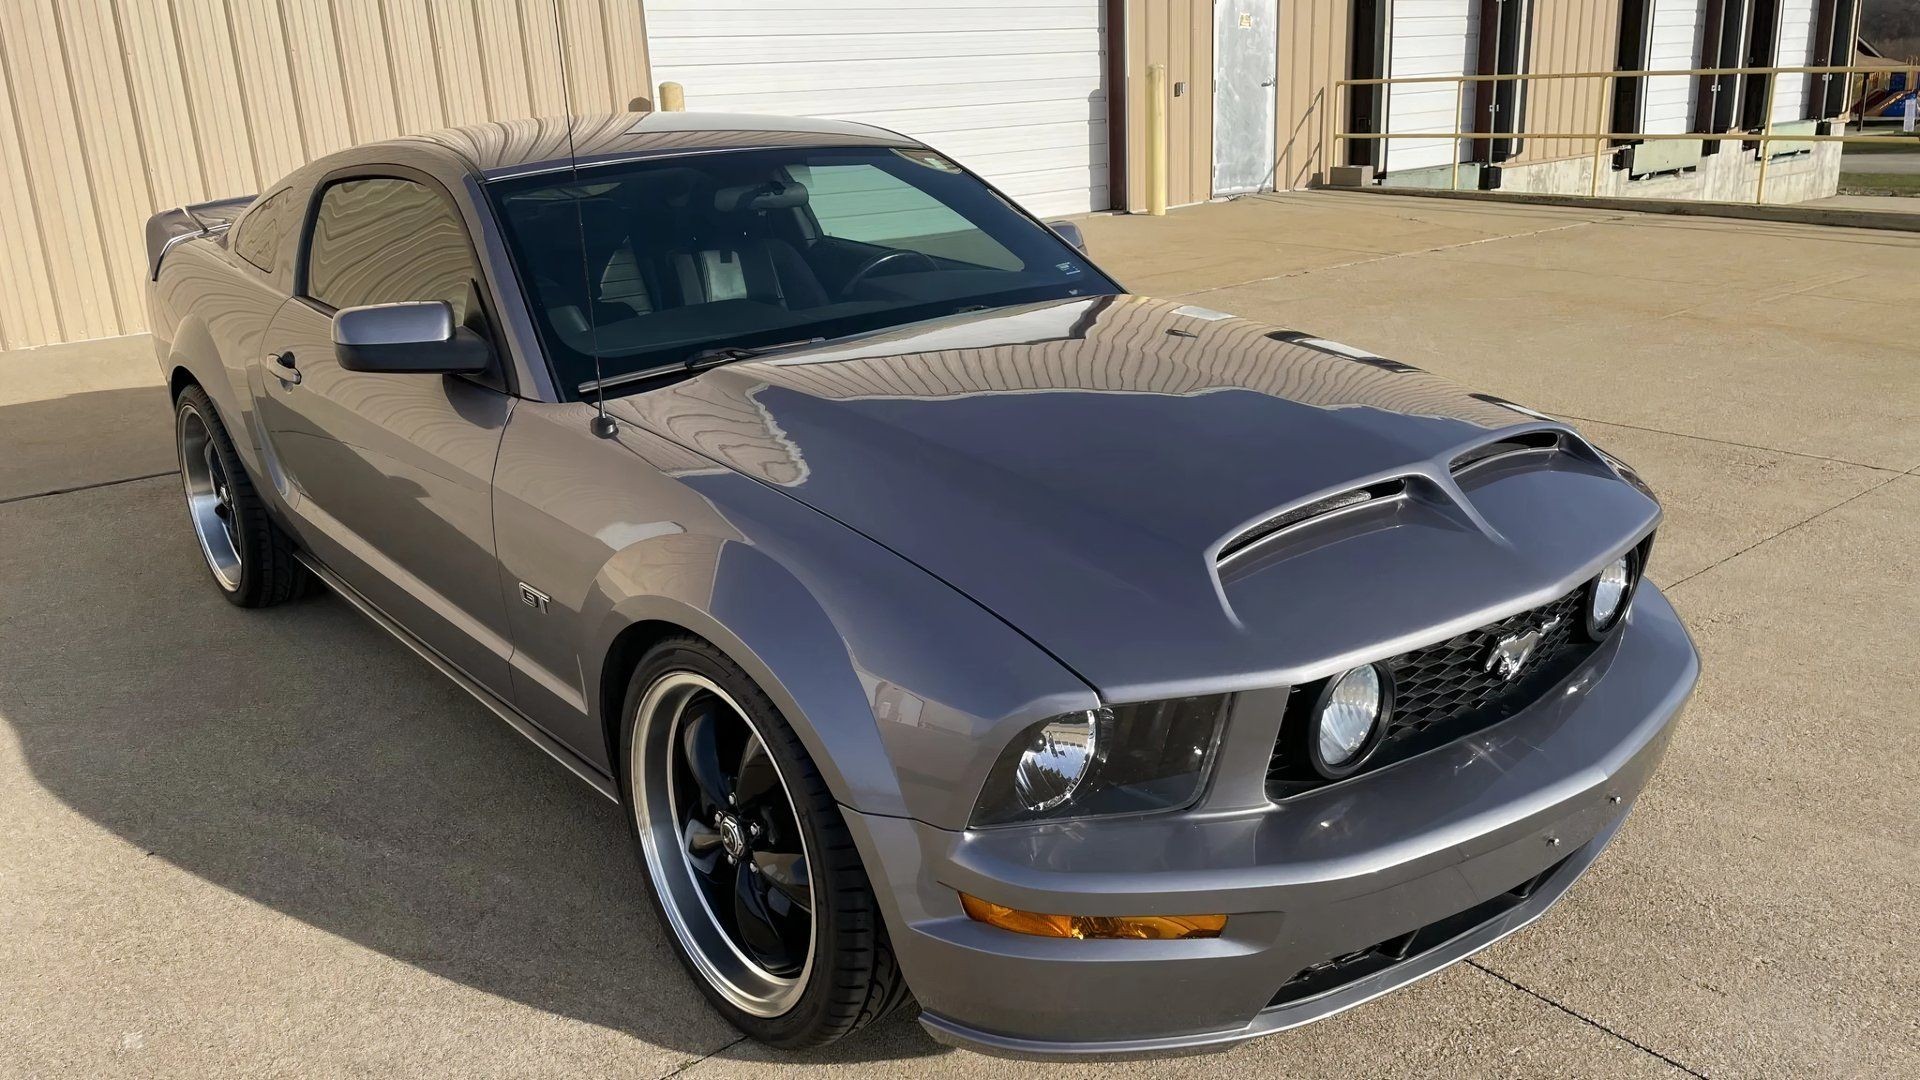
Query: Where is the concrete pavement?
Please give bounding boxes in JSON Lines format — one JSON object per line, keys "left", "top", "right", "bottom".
{"left": 2, "top": 192, "right": 1915, "bottom": 1078}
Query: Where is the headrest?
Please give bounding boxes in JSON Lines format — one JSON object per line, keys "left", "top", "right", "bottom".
{"left": 713, "top": 179, "right": 809, "bottom": 214}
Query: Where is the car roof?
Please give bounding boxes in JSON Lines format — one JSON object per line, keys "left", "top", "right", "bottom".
{"left": 372, "top": 112, "right": 923, "bottom": 179}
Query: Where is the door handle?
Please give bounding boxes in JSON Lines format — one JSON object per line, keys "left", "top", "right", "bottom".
{"left": 269, "top": 351, "right": 301, "bottom": 385}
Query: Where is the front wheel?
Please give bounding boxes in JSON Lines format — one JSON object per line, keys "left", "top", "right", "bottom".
{"left": 620, "top": 636, "right": 911, "bottom": 1048}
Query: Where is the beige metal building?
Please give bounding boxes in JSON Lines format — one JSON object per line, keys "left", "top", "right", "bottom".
{"left": 0, "top": 0, "right": 1866, "bottom": 350}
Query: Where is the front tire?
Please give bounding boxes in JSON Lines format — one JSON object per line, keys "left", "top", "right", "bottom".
{"left": 619, "top": 636, "right": 911, "bottom": 1048}
{"left": 174, "top": 385, "right": 306, "bottom": 607}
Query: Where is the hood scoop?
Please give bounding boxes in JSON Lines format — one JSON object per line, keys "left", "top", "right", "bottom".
{"left": 1449, "top": 430, "right": 1566, "bottom": 483}
{"left": 1215, "top": 479, "right": 1410, "bottom": 575}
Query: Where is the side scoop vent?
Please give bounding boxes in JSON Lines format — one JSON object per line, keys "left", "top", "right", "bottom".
{"left": 1217, "top": 479, "right": 1408, "bottom": 570}
{"left": 1448, "top": 430, "right": 1564, "bottom": 479}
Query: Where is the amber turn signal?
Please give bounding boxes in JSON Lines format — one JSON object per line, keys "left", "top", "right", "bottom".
{"left": 958, "top": 893, "right": 1226, "bottom": 940}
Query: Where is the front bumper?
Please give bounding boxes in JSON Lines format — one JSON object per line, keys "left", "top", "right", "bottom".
{"left": 843, "top": 586, "right": 1699, "bottom": 1060}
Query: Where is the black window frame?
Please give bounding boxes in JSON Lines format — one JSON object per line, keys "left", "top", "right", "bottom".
{"left": 1472, "top": 0, "right": 1535, "bottom": 164}
{"left": 484, "top": 145, "right": 1121, "bottom": 402}
{"left": 294, "top": 164, "right": 512, "bottom": 394}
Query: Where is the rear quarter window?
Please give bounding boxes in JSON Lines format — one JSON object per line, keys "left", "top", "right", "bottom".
{"left": 232, "top": 188, "right": 296, "bottom": 272}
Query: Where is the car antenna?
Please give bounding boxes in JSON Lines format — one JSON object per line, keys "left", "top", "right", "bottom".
{"left": 550, "top": 10, "right": 616, "bottom": 439}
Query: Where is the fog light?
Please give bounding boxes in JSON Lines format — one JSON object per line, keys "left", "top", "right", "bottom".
{"left": 1588, "top": 554, "right": 1632, "bottom": 634}
{"left": 1311, "top": 664, "right": 1389, "bottom": 778}
{"left": 959, "top": 893, "right": 1226, "bottom": 940}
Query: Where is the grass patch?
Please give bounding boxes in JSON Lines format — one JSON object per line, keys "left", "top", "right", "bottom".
{"left": 1842, "top": 123, "right": 1920, "bottom": 153}
{"left": 1842, "top": 140, "right": 1920, "bottom": 157}
{"left": 1838, "top": 172, "right": 1920, "bottom": 196}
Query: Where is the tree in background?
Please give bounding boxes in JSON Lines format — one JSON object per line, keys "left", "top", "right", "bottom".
{"left": 1862, "top": 0, "right": 1920, "bottom": 59}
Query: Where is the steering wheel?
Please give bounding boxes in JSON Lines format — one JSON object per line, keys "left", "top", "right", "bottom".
{"left": 837, "top": 249, "right": 939, "bottom": 300}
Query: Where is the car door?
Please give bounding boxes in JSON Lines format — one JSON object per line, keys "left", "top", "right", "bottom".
{"left": 257, "top": 172, "right": 516, "bottom": 695}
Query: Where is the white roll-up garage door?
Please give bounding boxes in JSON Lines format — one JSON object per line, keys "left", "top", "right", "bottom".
{"left": 1642, "top": 0, "right": 1707, "bottom": 134}
{"left": 1771, "top": 0, "right": 1819, "bottom": 123}
{"left": 1383, "top": 0, "right": 1481, "bottom": 174}
{"left": 645, "top": 0, "right": 1110, "bottom": 218}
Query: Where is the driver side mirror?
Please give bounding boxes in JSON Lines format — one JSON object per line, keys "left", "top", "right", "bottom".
{"left": 1046, "top": 220, "right": 1088, "bottom": 254}
{"left": 333, "top": 301, "right": 491, "bottom": 375}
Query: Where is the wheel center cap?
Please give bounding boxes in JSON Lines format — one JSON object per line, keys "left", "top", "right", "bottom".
{"left": 716, "top": 813, "right": 749, "bottom": 860}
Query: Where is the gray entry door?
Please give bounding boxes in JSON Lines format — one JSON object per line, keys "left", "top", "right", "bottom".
{"left": 1212, "top": 0, "right": 1279, "bottom": 196}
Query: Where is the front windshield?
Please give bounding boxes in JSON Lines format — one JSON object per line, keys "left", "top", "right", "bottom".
{"left": 487, "top": 145, "right": 1119, "bottom": 398}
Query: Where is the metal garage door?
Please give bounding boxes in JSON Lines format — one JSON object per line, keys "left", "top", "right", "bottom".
{"left": 1771, "top": 0, "right": 1818, "bottom": 122}
{"left": 1383, "top": 0, "right": 1481, "bottom": 174}
{"left": 645, "top": 0, "right": 1110, "bottom": 218}
{"left": 1642, "top": 0, "right": 1707, "bottom": 134}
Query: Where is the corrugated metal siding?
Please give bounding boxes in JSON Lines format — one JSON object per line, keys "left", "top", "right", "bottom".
{"left": 0, "top": 0, "right": 653, "bottom": 350}
{"left": 1124, "top": 0, "right": 1212, "bottom": 209}
{"left": 1276, "top": 0, "right": 1350, "bottom": 190}
{"left": 1515, "top": 0, "right": 1620, "bottom": 164}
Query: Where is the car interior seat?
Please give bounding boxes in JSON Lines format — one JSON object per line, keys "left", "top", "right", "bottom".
{"left": 657, "top": 179, "right": 829, "bottom": 311}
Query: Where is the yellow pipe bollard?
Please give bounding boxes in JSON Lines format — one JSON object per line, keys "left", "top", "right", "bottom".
{"left": 1146, "top": 64, "right": 1168, "bottom": 216}
{"left": 1451, "top": 79, "right": 1463, "bottom": 192}
{"left": 1591, "top": 75, "right": 1611, "bottom": 196}
{"left": 659, "top": 82, "right": 686, "bottom": 112}
{"left": 1754, "top": 73, "right": 1775, "bottom": 205}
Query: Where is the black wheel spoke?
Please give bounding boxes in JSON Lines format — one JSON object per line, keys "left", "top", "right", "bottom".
{"left": 644, "top": 670, "right": 819, "bottom": 1010}
{"left": 733, "top": 861, "right": 802, "bottom": 975}
{"left": 682, "top": 816, "right": 724, "bottom": 876}
{"left": 750, "top": 850, "right": 812, "bottom": 913}
{"left": 733, "top": 732, "right": 779, "bottom": 812}
{"left": 679, "top": 701, "right": 733, "bottom": 815}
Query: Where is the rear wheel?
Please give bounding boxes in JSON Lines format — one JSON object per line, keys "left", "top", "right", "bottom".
{"left": 620, "top": 636, "right": 911, "bottom": 1047}
{"left": 174, "top": 385, "right": 306, "bottom": 607}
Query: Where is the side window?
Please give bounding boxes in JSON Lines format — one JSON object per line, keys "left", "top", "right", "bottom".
{"left": 233, "top": 187, "right": 296, "bottom": 272}
{"left": 790, "top": 161, "right": 1022, "bottom": 271}
{"left": 306, "top": 177, "right": 480, "bottom": 320}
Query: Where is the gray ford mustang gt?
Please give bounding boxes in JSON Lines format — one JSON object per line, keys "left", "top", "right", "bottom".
{"left": 145, "top": 112, "right": 1698, "bottom": 1059}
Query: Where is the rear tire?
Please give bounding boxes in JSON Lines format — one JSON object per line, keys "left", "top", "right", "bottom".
{"left": 619, "top": 635, "right": 912, "bottom": 1048}
{"left": 174, "top": 385, "right": 307, "bottom": 607}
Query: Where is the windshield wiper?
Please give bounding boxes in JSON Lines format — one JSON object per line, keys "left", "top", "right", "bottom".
{"left": 577, "top": 337, "right": 824, "bottom": 396}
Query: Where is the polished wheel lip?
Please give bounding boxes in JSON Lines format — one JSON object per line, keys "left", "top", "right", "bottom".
{"left": 178, "top": 402, "right": 242, "bottom": 592}
{"left": 633, "top": 671, "right": 816, "bottom": 1018}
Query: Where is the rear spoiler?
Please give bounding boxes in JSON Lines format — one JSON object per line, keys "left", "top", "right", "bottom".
{"left": 145, "top": 195, "right": 255, "bottom": 280}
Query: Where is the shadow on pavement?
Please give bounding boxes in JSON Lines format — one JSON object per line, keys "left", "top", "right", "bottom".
{"left": 0, "top": 476, "right": 943, "bottom": 1065}
{"left": 0, "top": 386, "right": 176, "bottom": 502}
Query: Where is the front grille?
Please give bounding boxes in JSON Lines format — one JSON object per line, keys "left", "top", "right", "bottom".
{"left": 1266, "top": 585, "right": 1602, "bottom": 799}
{"left": 1383, "top": 587, "right": 1588, "bottom": 745}
{"left": 1266, "top": 854, "right": 1572, "bottom": 1010}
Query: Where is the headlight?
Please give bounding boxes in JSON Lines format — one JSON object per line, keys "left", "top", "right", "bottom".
{"left": 1012, "top": 713, "right": 1098, "bottom": 813}
{"left": 971, "top": 696, "right": 1228, "bottom": 827}
{"left": 1310, "top": 664, "right": 1390, "bottom": 778}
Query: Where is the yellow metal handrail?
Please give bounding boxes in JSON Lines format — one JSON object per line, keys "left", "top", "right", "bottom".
{"left": 1334, "top": 63, "right": 1918, "bottom": 203}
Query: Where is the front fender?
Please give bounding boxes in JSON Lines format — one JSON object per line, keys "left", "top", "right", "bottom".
{"left": 507, "top": 406, "right": 1096, "bottom": 827}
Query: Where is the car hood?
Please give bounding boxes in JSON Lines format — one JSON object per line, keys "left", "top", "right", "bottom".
{"left": 616, "top": 296, "right": 1660, "bottom": 698}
